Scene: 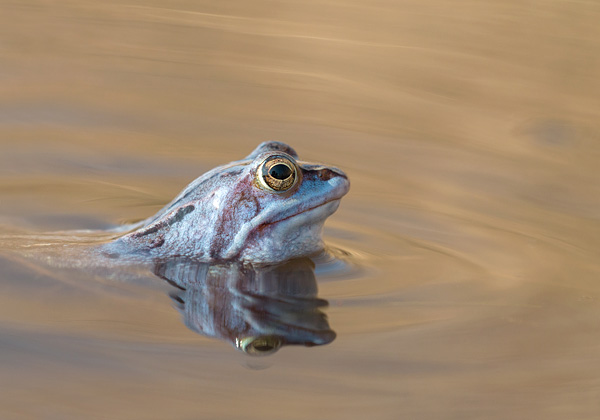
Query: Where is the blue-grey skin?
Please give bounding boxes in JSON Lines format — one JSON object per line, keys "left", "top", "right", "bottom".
{"left": 104, "top": 142, "right": 349, "bottom": 263}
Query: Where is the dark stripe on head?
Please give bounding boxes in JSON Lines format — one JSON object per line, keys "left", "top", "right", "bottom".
{"left": 132, "top": 204, "right": 195, "bottom": 238}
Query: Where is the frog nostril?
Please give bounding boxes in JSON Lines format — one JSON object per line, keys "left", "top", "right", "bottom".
{"left": 316, "top": 168, "right": 346, "bottom": 181}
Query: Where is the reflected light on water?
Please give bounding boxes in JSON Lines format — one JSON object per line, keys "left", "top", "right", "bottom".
{"left": 1, "top": 0, "right": 600, "bottom": 418}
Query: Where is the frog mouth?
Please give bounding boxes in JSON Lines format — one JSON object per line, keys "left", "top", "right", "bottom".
{"left": 272, "top": 198, "right": 341, "bottom": 225}
{"left": 262, "top": 170, "right": 349, "bottom": 227}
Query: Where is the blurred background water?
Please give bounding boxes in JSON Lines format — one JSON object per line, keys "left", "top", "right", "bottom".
{"left": 1, "top": 1, "right": 600, "bottom": 419}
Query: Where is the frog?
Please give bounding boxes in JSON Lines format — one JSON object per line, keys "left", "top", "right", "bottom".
{"left": 102, "top": 141, "right": 349, "bottom": 264}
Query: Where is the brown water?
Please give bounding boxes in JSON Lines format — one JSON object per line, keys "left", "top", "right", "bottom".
{"left": 1, "top": 0, "right": 600, "bottom": 418}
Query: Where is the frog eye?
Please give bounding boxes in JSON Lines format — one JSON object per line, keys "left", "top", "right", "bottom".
{"left": 236, "top": 335, "right": 282, "bottom": 355}
{"left": 258, "top": 155, "right": 298, "bottom": 192}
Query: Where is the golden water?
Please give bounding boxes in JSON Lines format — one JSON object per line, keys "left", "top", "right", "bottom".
{"left": 1, "top": 1, "right": 600, "bottom": 418}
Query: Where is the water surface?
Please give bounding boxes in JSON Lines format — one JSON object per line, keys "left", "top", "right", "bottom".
{"left": 1, "top": 1, "right": 600, "bottom": 419}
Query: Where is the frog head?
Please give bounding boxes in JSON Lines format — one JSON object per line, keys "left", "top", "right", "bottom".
{"left": 111, "top": 141, "right": 349, "bottom": 264}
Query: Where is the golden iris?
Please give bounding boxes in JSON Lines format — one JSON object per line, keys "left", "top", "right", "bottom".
{"left": 258, "top": 155, "right": 298, "bottom": 192}
{"left": 237, "top": 335, "right": 283, "bottom": 355}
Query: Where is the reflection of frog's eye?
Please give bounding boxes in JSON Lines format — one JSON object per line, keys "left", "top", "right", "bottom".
{"left": 258, "top": 155, "right": 298, "bottom": 192}
{"left": 237, "top": 335, "right": 282, "bottom": 356}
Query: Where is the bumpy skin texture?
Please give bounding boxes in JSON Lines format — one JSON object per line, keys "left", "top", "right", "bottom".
{"left": 104, "top": 142, "right": 349, "bottom": 263}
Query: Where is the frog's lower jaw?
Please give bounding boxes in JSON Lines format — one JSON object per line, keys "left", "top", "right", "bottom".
{"left": 226, "top": 200, "right": 341, "bottom": 263}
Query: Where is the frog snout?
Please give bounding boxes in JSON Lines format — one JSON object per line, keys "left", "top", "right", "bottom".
{"left": 314, "top": 166, "right": 348, "bottom": 181}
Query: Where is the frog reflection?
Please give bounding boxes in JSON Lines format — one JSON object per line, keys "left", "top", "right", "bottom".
{"left": 153, "top": 257, "right": 336, "bottom": 355}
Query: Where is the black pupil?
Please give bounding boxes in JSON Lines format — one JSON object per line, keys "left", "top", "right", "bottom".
{"left": 269, "top": 163, "right": 292, "bottom": 180}
{"left": 253, "top": 343, "right": 274, "bottom": 352}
